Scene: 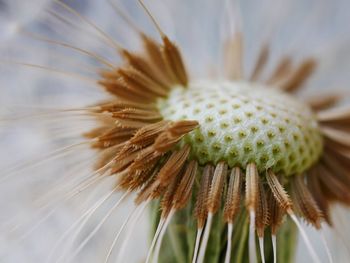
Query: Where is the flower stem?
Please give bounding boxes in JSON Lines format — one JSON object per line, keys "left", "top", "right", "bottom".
{"left": 150, "top": 202, "right": 297, "bottom": 263}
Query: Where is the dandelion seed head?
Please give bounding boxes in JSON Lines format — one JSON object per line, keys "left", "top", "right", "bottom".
{"left": 2, "top": 0, "right": 350, "bottom": 262}
{"left": 158, "top": 80, "right": 323, "bottom": 175}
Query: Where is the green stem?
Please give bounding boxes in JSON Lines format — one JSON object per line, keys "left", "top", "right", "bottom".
{"left": 150, "top": 204, "right": 298, "bottom": 263}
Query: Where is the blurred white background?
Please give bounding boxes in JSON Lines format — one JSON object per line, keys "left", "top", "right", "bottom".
{"left": 1, "top": 0, "right": 350, "bottom": 262}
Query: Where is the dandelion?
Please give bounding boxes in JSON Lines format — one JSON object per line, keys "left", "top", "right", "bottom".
{"left": 1, "top": 0, "right": 350, "bottom": 263}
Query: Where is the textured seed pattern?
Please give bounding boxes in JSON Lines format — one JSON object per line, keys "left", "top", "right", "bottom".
{"left": 157, "top": 81, "right": 323, "bottom": 175}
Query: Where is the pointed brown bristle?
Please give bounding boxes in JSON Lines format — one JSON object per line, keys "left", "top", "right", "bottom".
{"left": 223, "top": 167, "right": 242, "bottom": 223}
{"left": 136, "top": 1, "right": 189, "bottom": 85}
{"left": 317, "top": 162, "right": 350, "bottom": 205}
{"left": 161, "top": 36, "right": 188, "bottom": 86}
{"left": 290, "top": 175, "right": 323, "bottom": 228}
{"left": 115, "top": 118, "right": 155, "bottom": 129}
{"left": 128, "top": 146, "right": 163, "bottom": 172}
{"left": 84, "top": 126, "right": 112, "bottom": 139}
{"left": 118, "top": 164, "right": 156, "bottom": 191}
{"left": 167, "top": 120, "right": 199, "bottom": 136}
{"left": 112, "top": 108, "right": 162, "bottom": 122}
{"left": 153, "top": 120, "right": 198, "bottom": 152}
{"left": 98, "top": 78, "right": 155, "bottom": 103}
{"left": 141, "top": 35, "right": 173, "bottom": 88}
{"left": 308, "top": 166, "right": 332, "bottom": 224}
{"left": 326, "top": 144, "right": 349, "bottom": 161}
{"left": 135, "top": 165, "right": 162, "bottom": 204}
{"left": 134, "top": 145, "right": 190, "bottom": 202}
{"left": 100, "top": 69, "right": 119, "bottom": 79}
{"left": 117, "top": 67, "right": 169, "bottom": 97}
{"left": 132, "top": 168, "right": 157, "bottom": 189}
{"left": 255, "top": 179, "right": 269, "bottom": 237}
{"left": 245, "top": 163, "right": 259, "bottom": 210}
{"left": 224, "top": 33, "right": 243, "bottom": 80}
{"left": 156, "top": 145, "right": 191, "bottom": 188}
{"left": 111, "top": 108, "right": 163, "bottom": 129}
{"left": 127, "top": 120, "right": 170, "bottom": 148}
{"left": 92, "top": 127, "right": 135, "bottom": 148}
{"left": 317, "top": 106, "right": 350, "bottom": 124}
{"left": 97, "top": 100, "right": 156, "bottom": 112}
{"left": 267, "top": 189, "right": 284, "bottom": 235}
{"left": 86, "top": 112, "right": 116, "bottom": 125}
{"left": 173, "top": 160, "right": 198, "bottom": 210}
{"left": 306, "top": 93, "right": 340, "bottom": 112}
{"left": 207, "top": 162, "right": 228, "bottom": 214}
{"left": 250, "top": 44, "right": 269, "bottom": 81}
{"left": 160, "top": 166, "right": 184, "bottom": 218}
{"left": 120, "top": 49, "right": 167, "bottom": 87}
{"left": 266, "top": 170, "right": 292, "bottom": 212}
{"left": 93, "top": 143, "right": 125, "bottom": 170}
{"left": 245, "top": 163, "right": 259, "bottom": 263}
{"left": 266, "top": 57, "right": 292, "bottom": 85}
{"left": 101, "top": 127, "right": 136, "bottom": 138}
{"left": 321, "top": 126, "right": 350, "bottom": 148}
{"left": 194, "top": 164, "right": 214, "bottom": 228}
{"left": 280, "top": 58, "right": 316, "bottom": 92}
{"left": 322, "top": 152, "right": 350, "bottom": 187}
{"left": 110, "top": 146, "right": 141, "bottom": 173}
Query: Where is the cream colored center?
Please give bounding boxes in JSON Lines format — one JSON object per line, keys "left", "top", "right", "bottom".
{"left": 158, "top": 80, "right": 323, "bottom": 175}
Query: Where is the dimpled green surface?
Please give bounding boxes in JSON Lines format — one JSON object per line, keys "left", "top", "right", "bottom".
{"left": 157, "top": 80, "right": 323, "bottom": 175}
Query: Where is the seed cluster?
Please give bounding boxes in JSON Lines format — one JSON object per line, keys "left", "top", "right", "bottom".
{"left": 158, "top": 81, "right": 323, "bottom": 175}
